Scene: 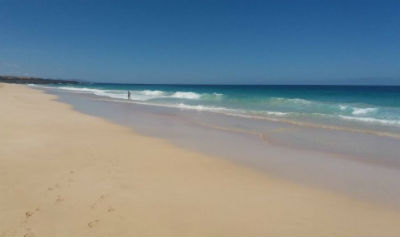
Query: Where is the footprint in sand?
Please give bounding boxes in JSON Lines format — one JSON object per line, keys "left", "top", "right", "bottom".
{"left": 90, "top": 194, "right": 109, "bottom": 209}
{"left": 87, "top": 219, "right": 100, "bottom": 228}
{"left": 47, "top": 183, "right": 61, "bottom": 192}
{"left": 25, "top": 208, "right": 40, "bottom": 219}
{"left": 23, "top": 231, "right": 35, "bottom": 237}
{"left": 23, "top": 227, "right": 35, "bottom": 237}
{"left": 65, "top": 171, "right": 76, "bottom": 186}
{"left": 22, "top": 208, "right": 40, "bottom": 235}
{"left": 55, "top": 196, "right": 64, "bottom": 203}
{"left": 90, "top": 194, "right": 117, "bottom": 215}
{"left": 107, "top": 207, "right": 115, "bottom": 213}
{"left": 25, "top": 211, "right": 34, "bottom": 218}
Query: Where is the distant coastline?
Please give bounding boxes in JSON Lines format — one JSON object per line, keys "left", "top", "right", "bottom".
{"left": 0, "top": 75, "right": 82, "bottom": 85}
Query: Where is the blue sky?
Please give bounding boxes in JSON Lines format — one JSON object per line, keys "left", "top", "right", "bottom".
{"left": 0, "top": 0, "right": 399, "bottom": 84}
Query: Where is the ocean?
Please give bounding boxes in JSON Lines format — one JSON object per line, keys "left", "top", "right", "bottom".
{"left": 35, "top": 83, "right": 400, "bottom": 135}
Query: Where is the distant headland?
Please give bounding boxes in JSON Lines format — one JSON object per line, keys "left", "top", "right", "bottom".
{"left": 0, "top": 75, "right": 82, "bottom": 85}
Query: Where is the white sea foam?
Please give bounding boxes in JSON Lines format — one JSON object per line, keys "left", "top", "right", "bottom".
{"left": 248, "top": 110, "right": 290, "bottom": 117}
{"left": 53, "top": 87, "right": 205, "bottom": 101}
{"left": 339, "top": 115, "right": 400, "bottom": 126}
{"left": 129, "top": 100, "right": 290, "bottom": 121}
{"left": 351, "top": 107, "right": 377, "bottom": 115}
{"left": 58, "top": 86, "right": 128, "bottom": 99}
{"left": 128, "top": 90, "right": 167, "bottom": 101}
{"left": 339, "top": 104, "right": 378, "bottom": 116}
{"left": 35, "top": 85, "right": 400, "bottom": 129}
{"left": 176, "top": 103, "right": 233, "bottom": 112}
{"left": 268, "top": 97, "right": 313, "bottom": 105}
{"left": 39, "top": 85, "right": 227, "bottom": 102}
{"left": 263, "top": 111, "right": 289, "bottom": 116}
{"left": 139, "top": 90, "right": 165, "bottom": 96}
{"left": 171, "top": 92, "right": 201, "bottom": 99}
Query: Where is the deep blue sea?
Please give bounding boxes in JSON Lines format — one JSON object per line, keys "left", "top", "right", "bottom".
{"left": 37, "top": 84, "right": 400, "bottom": 132}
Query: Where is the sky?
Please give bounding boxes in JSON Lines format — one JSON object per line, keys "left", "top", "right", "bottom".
{"left": 0, "top": 0, "right": 399, "bottom": 85}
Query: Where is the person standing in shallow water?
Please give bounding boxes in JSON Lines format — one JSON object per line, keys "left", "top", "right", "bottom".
{"left": 128, "top": 91, "right": 131, "bottom": 100}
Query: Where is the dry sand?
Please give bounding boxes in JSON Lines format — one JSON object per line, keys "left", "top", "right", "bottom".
{"left": 1, "top": 83, "right": 400, "bottom": 236}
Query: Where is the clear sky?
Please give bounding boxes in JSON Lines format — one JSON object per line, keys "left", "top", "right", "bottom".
{"left": 0, "top": 0, "right": 399, "bottom": 85}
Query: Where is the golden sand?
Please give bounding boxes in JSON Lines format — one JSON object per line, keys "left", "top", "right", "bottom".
{"left": 1, "top": 83, "right": 400, "bottom": 236}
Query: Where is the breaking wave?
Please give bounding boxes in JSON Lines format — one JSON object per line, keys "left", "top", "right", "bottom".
{"left": 351, "top": 107, "right": 378, "bottom": 115}
{"left": 171, "top": 92, "right": 201, "bottom": 99}
{"left": 338, "top": 116, "right": 400, "bottom": 127}
{"left": 267, "top": 97, "right": 313, "bottom": 105}
{"left": 32, "top": 84, "right": 400, "bottom": 129}
{"left": 54, "top": 86, "right": 220, "bottom": 101}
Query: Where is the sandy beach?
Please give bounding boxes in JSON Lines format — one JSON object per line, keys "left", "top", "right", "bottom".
{"left": 2, "top": 83, "right": 400, "bottom": 236}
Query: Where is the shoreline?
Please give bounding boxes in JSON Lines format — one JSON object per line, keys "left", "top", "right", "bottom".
{"left": 2, "top": 83, "right": 400, "bottom": 236}
{"left": 32, "top": 84, "right": 400, "bottom": 139}
{"left": 46, "top": 85, "right": 400, "bottom": 208}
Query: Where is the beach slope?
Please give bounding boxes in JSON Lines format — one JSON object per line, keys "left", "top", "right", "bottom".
{"left": 1, "top": 83, "right": 400, "bottom": 236}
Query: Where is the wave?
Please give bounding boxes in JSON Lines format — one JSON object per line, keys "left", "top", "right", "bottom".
{"left": 171, "top": 92, "right": 201, "bottom": 99}
{"left": 339, "top": 104, "right": 378, "bottom": 115}
{"left": 34, "top": 85, "right": 400, "bottom": 129}
{"left": 140, "top": 90, "right": 165, "bottom": 96}
{"left": 176, "top": 103, "right": 234, "bottom": 112}
{"left": 105, "top": 97, "right": 291, "bottom": 120}
{"left": 250, "top": 110, "right": 290, "bottom": 117}
{"left": 58, "top": 86, "right": 128, "bottom": 99}
{"left": 351, "top": 107, "right": 378, "bottom": 115}
{"left": 271, "top": 99, "right": 379, "bottom": 116}
{"left": 338, "top": 115, "right": 400, "bottom": 126}
{"left": 51, "top": 86, "right": 223, "bottom": 101}
{"left": 267, "top": 97, "right": 313, "bottom": 105}
{"left": 56, "top": 86, "right": 165, "bottom": 101}
{"left": 149, "top": 102, "right": 290, "bottom": 118}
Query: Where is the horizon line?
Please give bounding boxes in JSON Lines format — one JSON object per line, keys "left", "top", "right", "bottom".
{"left": 2, "top": 74, "right": 400, "bottom": 87}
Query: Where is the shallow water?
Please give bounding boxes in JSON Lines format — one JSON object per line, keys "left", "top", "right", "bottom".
{"left": 33, "top": 84, "right": 400, "bottom": 136}
{"left": 39, "top": 86, "right": 400, "bottom": 208}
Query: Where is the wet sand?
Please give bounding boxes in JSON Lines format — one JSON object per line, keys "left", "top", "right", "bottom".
{"left": 2, "top": 83, "right": 400, "bottom": 236}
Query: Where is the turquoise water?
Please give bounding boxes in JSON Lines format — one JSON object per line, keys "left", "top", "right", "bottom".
{"left": 38, "top": 84, "right": 400, "bottom": 131}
